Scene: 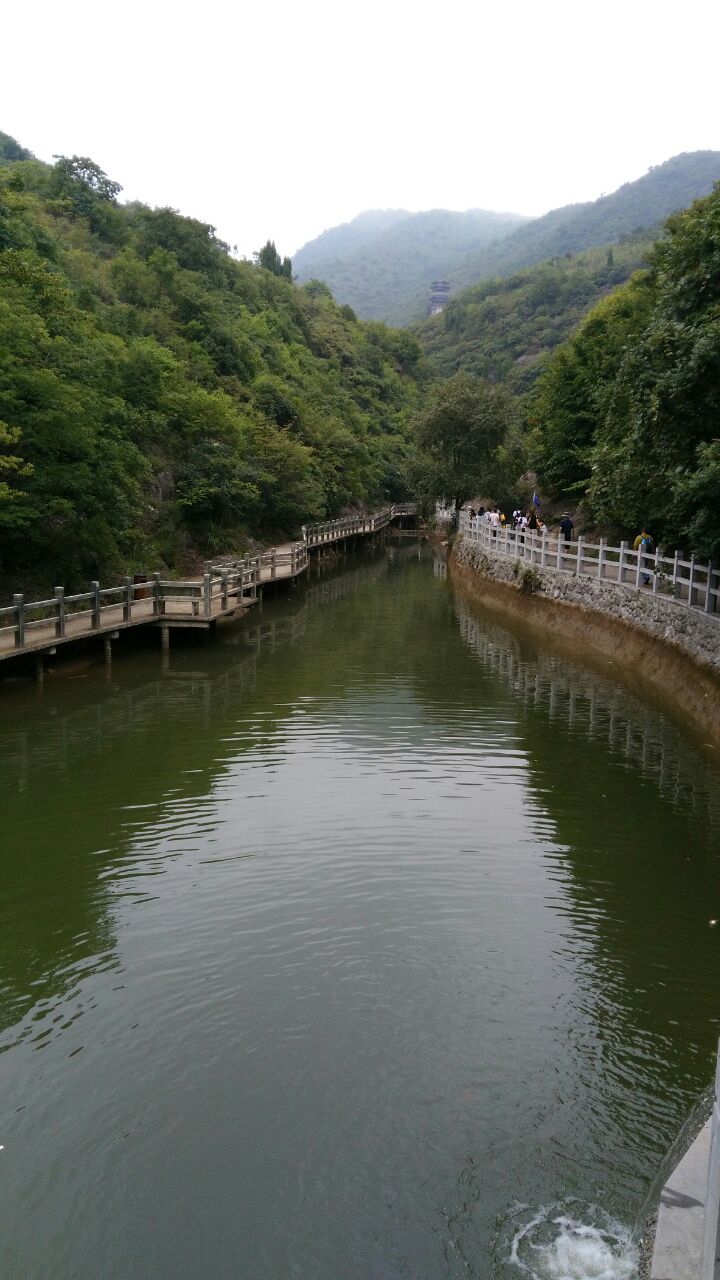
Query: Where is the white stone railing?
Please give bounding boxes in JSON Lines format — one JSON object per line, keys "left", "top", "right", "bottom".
{"left": 459, "top": 512, "right": 719, "bottom": 619}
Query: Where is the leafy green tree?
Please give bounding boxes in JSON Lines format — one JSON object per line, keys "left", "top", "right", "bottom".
{"left": 0, "top": 420, "right": 33, "bottom": 506}
{"left": 255, "top": 240, "right": 292, "bottom": 279}
{"left": 413, "top": 371, "right": 518, "bottom": 509}
{"left": 52, "top": 155, "right": 122, "bottom": 203}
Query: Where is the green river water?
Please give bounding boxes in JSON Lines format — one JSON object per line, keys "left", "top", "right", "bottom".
{"left": 1, "top": 541, "right": 719, "bottom": 1279}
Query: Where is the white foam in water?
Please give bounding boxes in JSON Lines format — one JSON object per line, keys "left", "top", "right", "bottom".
{"left": 508, "top": 1202, "right": 638, "bottom": 1280}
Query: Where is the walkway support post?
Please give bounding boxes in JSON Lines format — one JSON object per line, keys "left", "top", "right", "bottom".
{"left": 122, "top": 577, "right": 132, "bottom": 622}
{"left": 203, "top": 573, "right": 212, "bottom": 619}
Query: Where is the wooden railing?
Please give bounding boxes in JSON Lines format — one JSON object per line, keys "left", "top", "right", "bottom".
{"left": 208, "top": 544, "right": 308, "bottom": 582}
{"left": 302, "top": 503, "right": 417, "bottom": 547}
{"left": 0, "top": 505, "right": 418, "bottom": 657}
{"left": 459, "top": 513, "right": 719, "bottom": 618}
{"left": 0, "top": 566, "right": 262, "bottom": 652}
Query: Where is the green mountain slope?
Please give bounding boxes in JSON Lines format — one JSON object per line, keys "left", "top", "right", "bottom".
{"left": 296, "top": 153, "right": 720, "bottom": 326}
{"left": 452, "top": 151, "right": 720, "bottom": 291}
{"left": 0, "top": 147, "right": 425, "bottom": 591}
{"left": 530, "top": 183, "right": 720, "bottom": 557}
{"left": 414, "top": 235, "right": 654, "bottom": 393}
{"left": 293, "top": 208, "right": 530, "bottom": 326}
{"left": 293, "top": 209, "right": 410, "bottom": 268}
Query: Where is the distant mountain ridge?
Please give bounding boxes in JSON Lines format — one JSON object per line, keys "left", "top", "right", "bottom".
{"left": 293, "top": 208, "right": 530, "bottom": 326}
{"left": 294, "top": 152, "right": 720, "bottom": 325}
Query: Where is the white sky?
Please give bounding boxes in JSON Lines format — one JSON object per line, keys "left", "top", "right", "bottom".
{"left": 3, "top": 0, "right": 719, "bottom": 258}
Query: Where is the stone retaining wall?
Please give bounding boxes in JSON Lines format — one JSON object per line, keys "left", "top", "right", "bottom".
{"left": 455, "top": 536, "right": 720, "bottom": 674}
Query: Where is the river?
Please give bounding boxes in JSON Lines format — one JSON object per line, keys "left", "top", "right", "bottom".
{"left": 1, "top": 541, "right": 719, "bottom": 1279}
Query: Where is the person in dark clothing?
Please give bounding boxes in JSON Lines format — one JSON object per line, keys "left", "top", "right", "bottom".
{"left": 559, "top": 514, "right": 573, "bottom": 542}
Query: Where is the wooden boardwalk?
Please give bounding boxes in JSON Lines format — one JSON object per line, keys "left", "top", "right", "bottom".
{"left": 0, "top": 504, "right": 418, "bottom": 669}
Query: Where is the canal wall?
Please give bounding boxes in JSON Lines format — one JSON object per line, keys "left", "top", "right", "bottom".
{"left": 450, "top": 537, "right": 720, "bottom": 749}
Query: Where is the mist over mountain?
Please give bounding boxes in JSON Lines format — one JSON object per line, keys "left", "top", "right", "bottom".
{"left": 294, "top": 152, "right": 720, "bottom": 325}
{"left": 293, "top": 208, "right": 530, "bottom": 326}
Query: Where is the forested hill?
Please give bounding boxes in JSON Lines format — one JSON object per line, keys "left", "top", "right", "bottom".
{"left": 295, "top": 152, "right": 720, "bottom": 325}
{"left": 0, "top": 140, "right": 425, "bottom": 592}
{"left": 530, "top": 181, "right": 720, "bottom": 559}
{"left": 414, "top": 234, "right": 654, "bottom": 392}
{"left": 450, "top": 151, "right": 720, "bottom": 292}
{"left": 293, "top": 208, "right": 530, "bottom": 326}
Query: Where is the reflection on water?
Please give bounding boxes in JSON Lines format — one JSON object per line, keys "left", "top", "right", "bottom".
{"left": 0, "top": 543, "right": 718, "bottom": 1279}
{"left": 455, "top": 602, "right": 720, "bottom": 824}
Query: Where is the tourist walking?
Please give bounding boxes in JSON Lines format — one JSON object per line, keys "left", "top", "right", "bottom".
{"left": 559, "top": 514, "right": 573, "bottom": 542}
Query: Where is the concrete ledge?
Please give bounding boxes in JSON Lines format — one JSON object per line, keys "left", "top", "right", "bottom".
{"left": 651, "top": 1121, "right": 719, "bottom": 1279}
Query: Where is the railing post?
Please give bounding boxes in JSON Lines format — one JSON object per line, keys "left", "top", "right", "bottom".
{"left": 705, "top": 562, "right": 715, "bottom": 614}
{"left": 54, "top": 587, "right": 66, "bottom": 638}
{"left": 271, "top": 549, "right": 276, "bottom": 580}
{"left": 576, "top": 538, "right": 584, "bottom": 576}
{"left": 153, "top": 573, "right": 162, "bottom": 616}
{"left": 221, "top": 572, "right": 229, "bottom": 611}
{"left": 541, "top": 531, "right": 548, "bottom": 568}
{"left": 672, "top": 550, "right": 680, "bottom": 595}
{"left": 91, "top": 581, "right": 101, "bottom": 630}
{"left": 688, "top": 557, "right": 696, "bottom": 607}
{"left": 618, "top": 541, "right": 627, "bottom": 585}
{"left": 203, "top": 573, "right": 212, "bottom": 618}
{"left": 652, "top": 545, "right": 660, "bottom": 594}
{"left": 122, "top": 576, "right": 132, "bottom": 622}
{"left": 597, "top": 538, "right": 605, "bottom": 581}
{"left": 13, "top": 594, "right": 25, "bottom": 648}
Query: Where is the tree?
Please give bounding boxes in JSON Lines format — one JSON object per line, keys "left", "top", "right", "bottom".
{"left": 50, "top": 155, "right": 125, "bottom": 242}
{"left": 255, "top": 240, "right": 292, "bottom": 279}
{"left": 0, "top": 420, "right": 33, "bottom": 505}
{"left": 52, "top": 155, "right": 122, "bottom": 203}
{"left": 413, "top": 371, "right": 518, "bottom": 509}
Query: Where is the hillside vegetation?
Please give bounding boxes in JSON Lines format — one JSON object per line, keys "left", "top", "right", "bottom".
{"left": 530, "top": 183, "right": 720, "bottom": 558}
{"left": 450, "top": 151, "right": 720, "bottom": 292}
{"left": 294, "top": 208, "right": 529, "bottom": 326}
{"left": 0, "top": 142, "right": 425, "bottom": 591}
{"left": 296, "top": 153, "right": 720, "bottom": 325}
{"left": 414, "top": 236, "right": 653, "bottom": 392}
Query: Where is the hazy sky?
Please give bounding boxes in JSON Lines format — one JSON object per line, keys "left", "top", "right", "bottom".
{"left": 3, "top": 0, "right": 719, "bottom": 258}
